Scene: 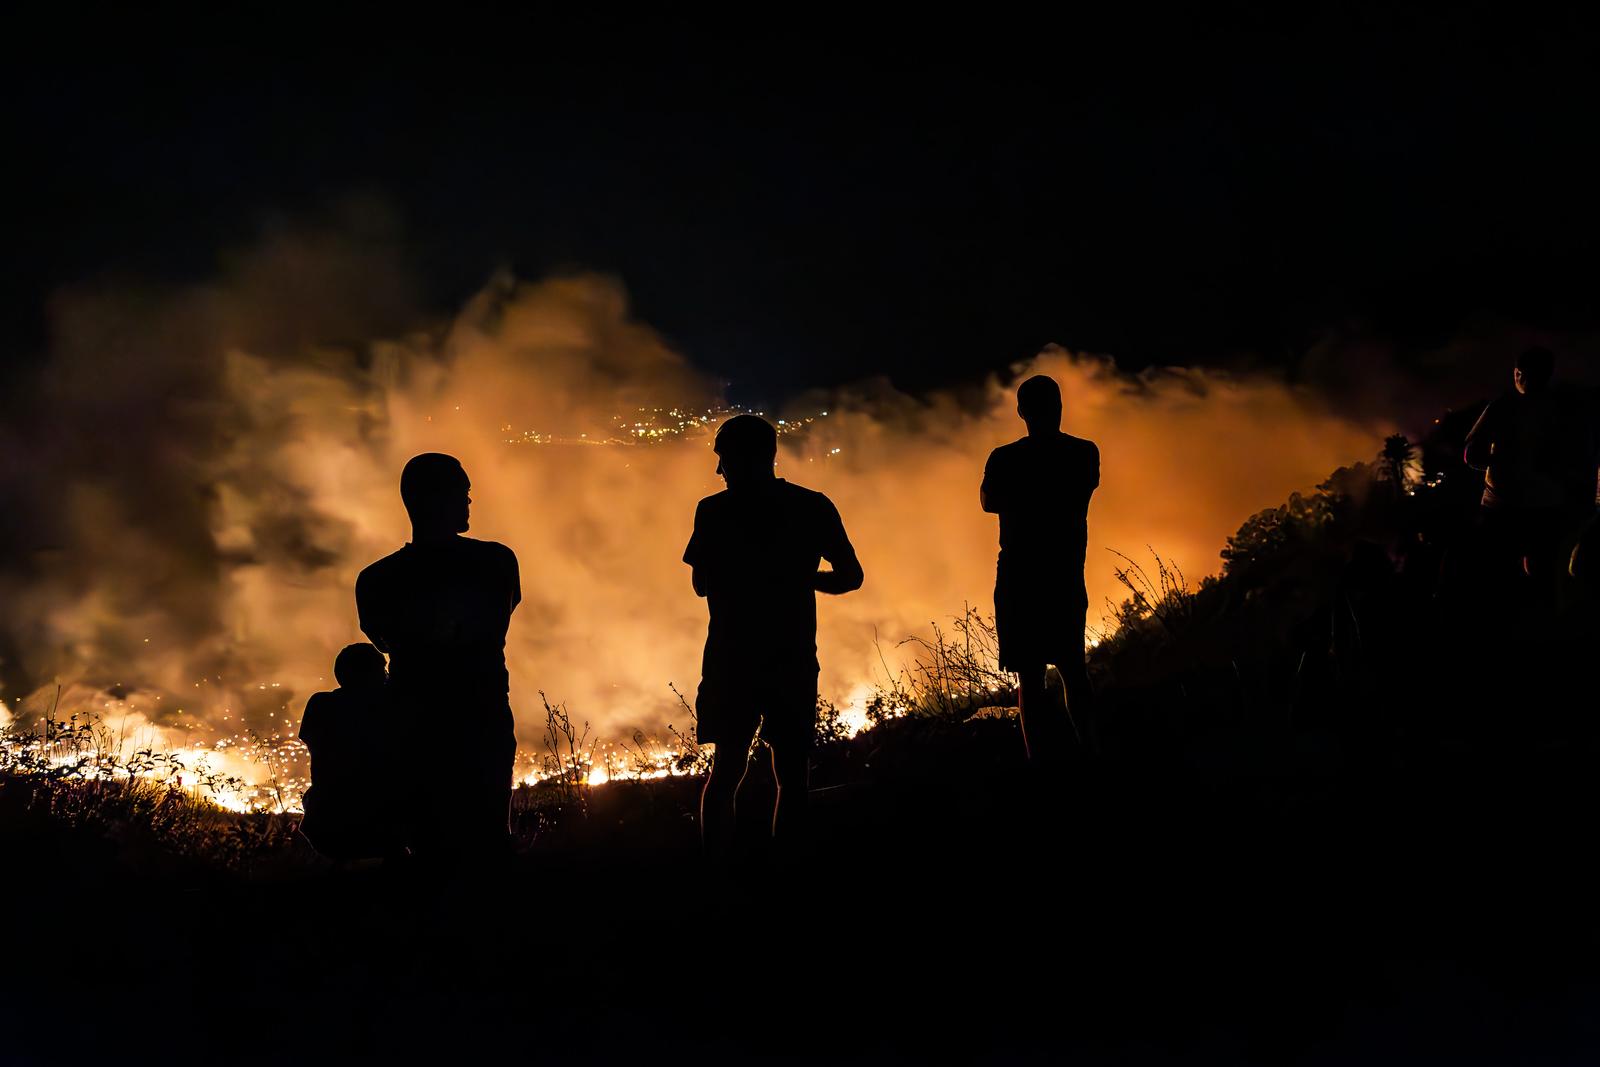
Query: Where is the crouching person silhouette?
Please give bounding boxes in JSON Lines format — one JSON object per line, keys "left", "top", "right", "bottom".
{"left": 982, "top": 375, "right": 1100, "bottom": 763}
{"left": 298, "top": 642, "right": 404, "bottom": 863}
{"left": 356, "top": 454, "right": 521, "bottom": 863}
{"left": 685, "top": 415, "right": 863, "bottom": 863}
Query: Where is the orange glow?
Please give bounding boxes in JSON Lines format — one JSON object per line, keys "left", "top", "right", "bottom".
{"left": 3, "top": 273, "right": 1379, "bottom": 797}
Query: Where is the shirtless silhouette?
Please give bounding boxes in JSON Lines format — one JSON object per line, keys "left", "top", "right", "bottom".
{"left": 684, "top": 415, "right": 863, "bottom": 859}
{"left": 356, "top": 453, "right": 521, "bottom": 858}
{"left": 982, "top": 375, "right": 1100, "bottom": 761}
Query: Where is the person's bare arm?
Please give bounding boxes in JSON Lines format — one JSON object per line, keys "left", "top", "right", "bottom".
{"left": 685, "top": 500, "right": 711, "bottom": 597}
{"left": 980, "top": 452, "right": 1004, "bottom": 513}
{"left": 814, "top": 500, "right": 864, "bottom": 595}
{"left": 506, "top": 546, "right": 522, "bottom": 615}
{"left": 354, "top": 570, "right": 390, "bottom": 654}
{"left": 815, "top": 545, "right": 863, "bottom": 595}
{"left": 1463, "top": 398, "right": 1501, "bottom": 470}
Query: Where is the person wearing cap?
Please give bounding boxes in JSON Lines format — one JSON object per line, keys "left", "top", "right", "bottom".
{"left": 356, "top": 453, "right": 522, "bottom": 861}
{"left": 982, "top": 374, "right": 1100, "bottom": 762}
{"left": 683, "top": 414, "right": 863, "bottom": 860}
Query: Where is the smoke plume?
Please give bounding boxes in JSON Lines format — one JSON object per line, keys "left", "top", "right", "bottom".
{"left": 0, "top": 226, "right": 1383, "bottom": 776}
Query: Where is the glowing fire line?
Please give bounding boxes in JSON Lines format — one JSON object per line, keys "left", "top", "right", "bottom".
{"left": 0, "top": 683, "right": 899, "bottom": 815}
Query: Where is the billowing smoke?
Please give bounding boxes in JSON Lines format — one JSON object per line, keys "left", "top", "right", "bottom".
{"left": 0, "top": 226, "right": 1383, "bottom": 776}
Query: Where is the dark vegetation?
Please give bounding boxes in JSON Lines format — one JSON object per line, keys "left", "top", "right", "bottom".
{"left": 5, "top": 407, "right": 1600, "bottom": 1063}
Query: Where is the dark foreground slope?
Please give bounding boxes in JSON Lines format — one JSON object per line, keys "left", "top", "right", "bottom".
{"left": 5, "top": 691, "right": 1600, "bottom": 1066}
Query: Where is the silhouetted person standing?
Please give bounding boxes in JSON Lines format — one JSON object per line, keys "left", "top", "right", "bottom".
{"left": 982, "top": 375, "right": 1100, "bottom": 761}
{"left": 298, "top": 642, "right": 401, "bottom": 862}
{"left": 356, "top": 454, "right": 521, "bottom": 860}
{"left": 684, "top": 415, "right": 863, "bottom": 861}
{"left": 1464, "top": 348, "right": 1598, "bottom": 603}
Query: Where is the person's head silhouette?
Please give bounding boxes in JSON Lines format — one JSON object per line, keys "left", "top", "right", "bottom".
{"left": 1515, "top": 347, "right": 1555, "bottom": 395}
{"left": 333, "top": 642, "right": 387, "bottom": 692}
{"left": 400, "top": 453, "right": 470, "bottom": 540}
{"left": 1017, "top": 375, "right": 1063, "bottom": 434}
{"left": 713, "top": 414, "right": 778, "bottom": 489}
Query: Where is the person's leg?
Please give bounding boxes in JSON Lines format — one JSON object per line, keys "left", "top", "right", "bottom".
{"left": 1061, "top": 603, "right": 1096, "bottom": 755}
{"left": 482, "top": 731, "right": 516, "bottom": 852}
{"left": 1468, "top": 508, "right": 1519, "bottom": 647}
{"left": 1015, "top": 659, "right": 1058, "bottom": 762}
{"left": 454, "top": 722, "right": 515, "bottom": 859}
{"left": 395, "top": 703, "right": 439, "bottom": 861}
{"left": 700, "top": 725, "right": 756, "bottom": 860}
{"left": 768, "top": 735, "right": 812, "bottom": 847}
{"left": 1521, "top": 510, "right": 1567, "bottom": 631}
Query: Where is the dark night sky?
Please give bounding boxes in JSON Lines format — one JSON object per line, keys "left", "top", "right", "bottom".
{"left": 5, "top": 6, "right": 1598, "bottom": 403}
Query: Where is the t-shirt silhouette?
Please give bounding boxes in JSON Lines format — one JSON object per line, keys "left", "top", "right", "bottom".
{"left": 982, "top": 432, "right": 1100, "bottom": 599}
{"left": 355, "top": 537, "right": 521, "bottom": 718}
{"left": 683, "top": 478, "right": 854, "bottom": 685}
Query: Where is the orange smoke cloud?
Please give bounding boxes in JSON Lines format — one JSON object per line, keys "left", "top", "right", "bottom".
{"left": 1, "top": 243, "right": 1382, "bottom": 761}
